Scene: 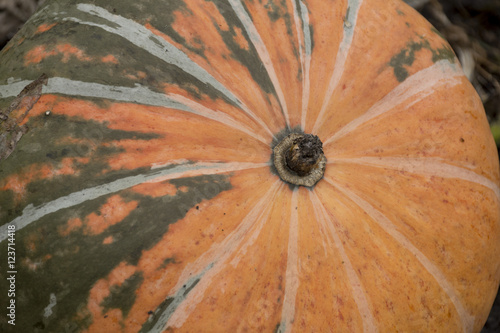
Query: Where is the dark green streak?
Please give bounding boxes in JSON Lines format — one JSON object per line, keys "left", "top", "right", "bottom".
{"left": 0, "top": 174, "right": 231, "bottom": 333}
{"left": 389, "top": 37, "right": 455, "bottom": 82}
{"left": 0, "top": 114, "right": 160, "bottom": 226}
{"left": 101, "top": 272, "right": 144, "bottom": 319}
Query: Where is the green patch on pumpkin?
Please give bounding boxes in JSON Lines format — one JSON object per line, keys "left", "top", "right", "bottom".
{"left": 205, "top": 0, "right": 278, "bottom": 97}
{"left": 0, "top": 114, "right": 161, "bottom": 226}
{"left": 0, "top": 191, "right": 14, "bottom": 225}
{"left": 0, "top": 0, "right": 239, "bottom": 107}
{"left": 265, "top": 0, "right": 287, "bottom": 22}
{"left": 160, "top": 257, "right": 177, "bottom": 270}
{"left": 388, "top": 37, "right": 455, "bottom": 82}
{"left": 0, "top": 173, "right": 231, "bottom": 332}
{"left": 139, "top": 262, "right": 211, "bottom": 332}
{"left": 309, "top": 23, "right": 315, "bottom": 52}
{"left": 263, "top": 0, "right": 296, "bottom": 48}
{"left": 101, "top": 272, "right": 144, "bottom": 318}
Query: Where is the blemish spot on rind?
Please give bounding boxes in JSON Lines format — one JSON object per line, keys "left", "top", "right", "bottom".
{"left": 388, "top": 37, "right": 456, "bottom": 82}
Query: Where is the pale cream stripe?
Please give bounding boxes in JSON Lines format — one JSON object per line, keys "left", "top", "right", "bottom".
{"left": 145, "top": 162, "right": 270, "bottom": 184}
{"left": 228, "top": 0, "right": 291, "bottom": 128}
{"left": 290, "top": 0, "right": 312, "bottom": 130}
{"left": 278, "top": 189, "right": 300, "bottom": 333}
{"left": 164, "top": 181, "right": 283, "bottom": 329}
{"left": 1, "top": 79, "right": 270, "bottom": 145}
{"left": 167, "top": 92, "right": 269, "bottom": 144}
{"left": 309, "top": 191, "right": 378, "bottom": 332}
{"left": 323, "top": 60, "right": 463, "bottom": 146}
{"left": 230, "top": 188, "right": 276, "bottom": 266}
{"left": 64, "top": 4, "right": 276, "bottom": 139}
{"left": 0, "top": 161, "right": 270, "bottom": 243}
{"left": 332, "top": 156, "right": 500, "bottom": 201}
{"left": 312, "top": 0, "right": 364, "bottom": 133}
{"left": 43, "top": 77, "right": 269, "bottom": 144}
{"left": 324, "top": 177, "right": 475, "bottom": 333}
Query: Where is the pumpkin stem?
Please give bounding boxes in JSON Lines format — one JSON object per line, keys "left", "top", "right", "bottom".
{"left": 285, "top": 134, "right": 323, "bottom": 176}
{"left": 273, "top": 133, "right": 326, "bottom": 187}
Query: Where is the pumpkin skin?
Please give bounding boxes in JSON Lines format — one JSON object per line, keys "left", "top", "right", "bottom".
{"left": 0, "top": 0, "right": 499, "bottom": 331}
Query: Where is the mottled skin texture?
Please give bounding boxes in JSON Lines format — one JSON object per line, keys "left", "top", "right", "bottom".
{"left": 0, "top": 0, "right": 499, "bottom": 332}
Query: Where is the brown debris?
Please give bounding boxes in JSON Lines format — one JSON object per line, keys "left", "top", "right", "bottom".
{"left": 413, "top": 0, "right": 500, "bottom": 121}
{"left": 0, "top": 0, "right": 45, "bottom": 48}
{"left": 0, "top": 73, "right": 47, "bottom": 162}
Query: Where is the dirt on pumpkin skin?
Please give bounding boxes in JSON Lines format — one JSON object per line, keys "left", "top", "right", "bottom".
{"left": 1, "top": 0, "right": 499, "bottom": 331}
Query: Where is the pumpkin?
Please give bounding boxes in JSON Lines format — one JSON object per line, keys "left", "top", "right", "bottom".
{"left": 0, "top": 0, "right": 499, "bottom": 331}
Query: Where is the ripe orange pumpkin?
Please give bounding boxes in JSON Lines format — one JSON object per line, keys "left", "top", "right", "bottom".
{"left": 0, "top": 0, "right": 499, "bottom": 332}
